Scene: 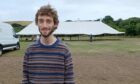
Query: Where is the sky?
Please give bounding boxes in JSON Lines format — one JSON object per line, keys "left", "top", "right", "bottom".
{"left": 0, "top": 0, "right": 140, "bottom": 21}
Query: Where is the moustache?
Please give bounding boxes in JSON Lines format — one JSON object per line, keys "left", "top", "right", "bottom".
{"left": 41, "top": 26, "right": 57, "bottom": 30}
{"left": 39, "top": 27, "right": 57, "bottom": 38}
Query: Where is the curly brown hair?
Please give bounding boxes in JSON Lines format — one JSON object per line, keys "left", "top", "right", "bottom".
{"left": 35, "top": 4, "right": 59, "bottom": 25}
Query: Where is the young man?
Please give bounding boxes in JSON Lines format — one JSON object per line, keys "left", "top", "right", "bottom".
{"left": 22, "top": 5, "right": 75, "bottom": 84}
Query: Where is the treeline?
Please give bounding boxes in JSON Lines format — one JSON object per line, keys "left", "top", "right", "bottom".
{"left": 11, "top": 23, "right": 25, "bottom": 32}
{"left": 102, "top": 16, "right": 140, "bottom": 36}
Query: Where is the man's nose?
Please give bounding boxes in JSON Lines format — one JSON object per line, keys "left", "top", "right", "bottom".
{"left": 42, "top": 22, "right": 48, "bottom": 27}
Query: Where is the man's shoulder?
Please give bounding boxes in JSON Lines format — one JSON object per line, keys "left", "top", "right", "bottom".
{"left": 26, "top": 40, "right": 40, "bottom": 51}
{"left": 57, "top": 39, "right": 70, "bottom": 52}
{"left": 57, "top": 40, "right": 72, "bottom": 57}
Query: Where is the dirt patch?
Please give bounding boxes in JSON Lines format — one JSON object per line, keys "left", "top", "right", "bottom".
{"left": 0, "top": 56, "right": 22, "bottom": 84}
{"left": 0, "top": 53, "right": 140, "bottom": 84}
{"left": 73, "top": 53, "right": 140, "bottom": 84}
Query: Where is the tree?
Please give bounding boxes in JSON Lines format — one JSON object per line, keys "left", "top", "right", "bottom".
{"left": 11, "top": 23, "right": 25, "bottom": 33}
{"left": 101, "top": 16, "right": 140, "bottom": 36}
{"left": 65, "top": 20, "right": 72, "bottom": 22}
{"left": 102, "top": 15, "right": 119, "bottom": 30}
{"left": 102, "top": 15, "right": 114, "bottom": 24}
{"left": 125, "top": 25, "right": 137, "bottom": 36}
{"left": 136, "top": 23, "right": 140, "bottom": 35}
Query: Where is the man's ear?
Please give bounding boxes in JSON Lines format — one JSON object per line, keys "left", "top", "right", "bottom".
{"left": 54, "top": 23, "right": 58, "bottom": 29}
{"left": 54, "top": 24, "right": 58, "bottom": 29}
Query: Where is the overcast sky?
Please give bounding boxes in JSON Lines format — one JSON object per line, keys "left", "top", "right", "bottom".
{"left": 0, "top": 0, "right": 140, "bottom": 21}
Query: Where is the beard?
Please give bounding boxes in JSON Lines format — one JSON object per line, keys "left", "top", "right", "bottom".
{"left": 39, "top": 27, "right": 57, "bottom": 38}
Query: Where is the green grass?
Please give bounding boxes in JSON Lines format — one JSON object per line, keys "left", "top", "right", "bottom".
{"left": 65, "top": 37, "right": 140, "bottom": 56}
{"left": 2, "top": 37, "right": 140, "bottom": 57}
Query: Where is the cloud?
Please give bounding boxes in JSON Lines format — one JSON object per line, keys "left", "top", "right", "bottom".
{"left": 0, "top": 0, "right": 140, "bottom": 21}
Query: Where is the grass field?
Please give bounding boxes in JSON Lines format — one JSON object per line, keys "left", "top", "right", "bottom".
{"left": 0, "top": 37, "right": 140, "bottom": 84}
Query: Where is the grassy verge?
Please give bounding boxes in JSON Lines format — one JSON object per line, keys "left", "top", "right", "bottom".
{"left": 2, "top": 37, "right": 140, "bottom": 57}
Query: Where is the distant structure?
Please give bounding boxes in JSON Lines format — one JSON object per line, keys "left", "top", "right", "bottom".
{"left": 17, "top": 21, "right": 124, "bottom": 41}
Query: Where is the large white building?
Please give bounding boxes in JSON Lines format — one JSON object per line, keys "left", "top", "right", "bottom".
{"left": 17, "top": 21, "right": 124, "bottom": 36}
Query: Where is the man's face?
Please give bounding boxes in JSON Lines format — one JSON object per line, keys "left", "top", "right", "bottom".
{"left": 37, "top": 15, "right": 57, "bottom": 38}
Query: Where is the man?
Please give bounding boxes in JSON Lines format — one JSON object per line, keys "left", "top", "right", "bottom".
{"left": 22, "top": 4, "right": 75, "bottom": 84}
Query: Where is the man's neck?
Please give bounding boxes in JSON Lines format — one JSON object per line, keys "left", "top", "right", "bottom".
{"left": 40, "top": 35, "right": 57, "bottom": 46}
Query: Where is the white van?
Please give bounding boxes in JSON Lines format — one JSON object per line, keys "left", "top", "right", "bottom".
{"left": 0, "top": 22, "right": 20, "bottom": 56}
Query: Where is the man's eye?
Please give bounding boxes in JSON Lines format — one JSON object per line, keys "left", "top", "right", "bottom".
{"left": 39, "top": 20, "right": 44, "bottom": 23}
{"left": 46, "top": 20, "right": 52, "bottom": 23}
